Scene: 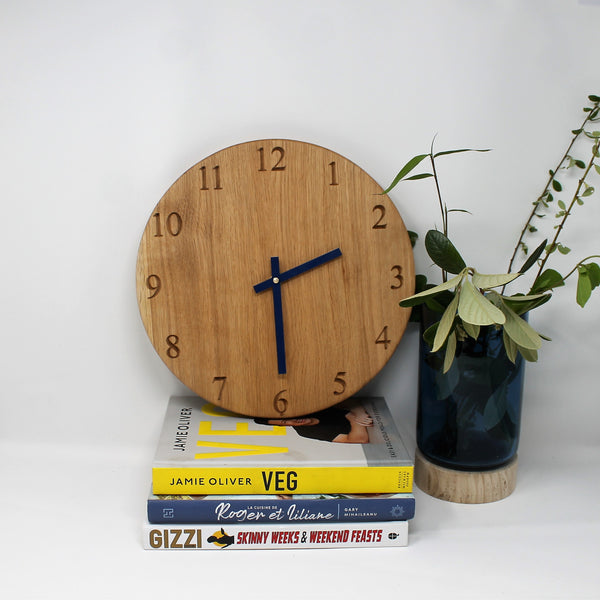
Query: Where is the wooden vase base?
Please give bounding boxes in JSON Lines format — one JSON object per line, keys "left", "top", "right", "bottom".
{"left": 414, "top": 449, "right": 518, "bottom": 504}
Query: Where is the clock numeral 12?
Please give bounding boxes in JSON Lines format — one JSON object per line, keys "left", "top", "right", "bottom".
{"left": 258, "top": 146, "right": 286, "bottom": 172}
{"left": 376, "top": 326, "right": 391, "bottom": 350}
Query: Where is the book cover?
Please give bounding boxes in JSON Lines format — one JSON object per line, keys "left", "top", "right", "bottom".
{"left": 147, "top": 490, "right": 415, "bottom": 524}
{"left": 152, "top": 396, "right": 413, "bottom": 495}
{"left": 143, "top": 520, "right": 408, "bottom": 550}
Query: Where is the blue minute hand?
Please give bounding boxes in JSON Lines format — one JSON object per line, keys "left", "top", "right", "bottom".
{"left": 253, "top": 248, "right": 343, "bottom": 375}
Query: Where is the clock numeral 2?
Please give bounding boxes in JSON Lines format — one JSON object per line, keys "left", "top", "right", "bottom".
{"left": 258, "top": 146, "right": 286, "bottom": 172}
{"left": 372, "top": 205, "right": 387, "bottom": 229}
{"left": 273, "top": 389, "right": 288, "bottom": 415}
{"left": 166, "top": 335, "right": 180, "bottom": 358}
{"left": 376, "top": 326, "right": 391, "bottom": 350}
{"left": 199, "top": 165, "right": 222, "bottom": 190}
{"left": 333, "top": 372, "right": 347, "bottom": 395}
{"left": 153, "top": 212, "right": 182, "bottom": 237}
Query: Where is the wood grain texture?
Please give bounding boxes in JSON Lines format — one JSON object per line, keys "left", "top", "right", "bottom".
{"left": 136, "top": 140, "right": 414, "bottom": 417}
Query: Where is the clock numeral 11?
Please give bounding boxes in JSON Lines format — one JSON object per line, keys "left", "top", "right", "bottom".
{"left": 199, "top": 165, "right": 222, "bottom": 190}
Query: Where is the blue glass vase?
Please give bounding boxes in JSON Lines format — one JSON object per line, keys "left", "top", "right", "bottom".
{"left": 417, "top": 317, "right": 525, "bottom": 471}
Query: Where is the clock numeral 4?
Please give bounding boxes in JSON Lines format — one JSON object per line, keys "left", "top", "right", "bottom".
{"left": 166, "top": 334, "right": 180, "bottom": 358}
{"left": 333, "top": 372, "right": 347, "bottom": 395}
{"left": 258, "top": 146, "right": 286, "bottom": 172}
{"left": 199, "top": 165, "right": 223, "bottom": 190}
{"left": 153, "top": 212, "right": 182, "bottom": 237}
{"left": 375, "top": 326, "right": 391, "bottom": 350}
{"left": 273, "top": 389, "right": 288, "bottom": 415}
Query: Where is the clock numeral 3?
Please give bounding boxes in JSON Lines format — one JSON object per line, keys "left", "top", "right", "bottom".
{"left": 212, "top": 376, "right": 227, "bottom": 402}
{"left": 333, "top": 372, "right": 347, "bottom": 395}
{"left": 390, "top": 265, "right": 404, "bottom": 289}
{"left": 258, "top": 146, "right": 286, "bottom": 172}
{"left": 199, "top": 165, "right": 223, "bottom": 190}
{"left": 146, "top": 274, "right": 162, "bottom": 298}
{"left": 166, "top": 335, "right": 180, "bottom": 358}
{"left": 273, "top": 389, "right": 288, "bottom": 415}
{"left": 375, "top": 326, "right": 391, "bottom": 350}
{"left": 372, "top": 205, "right": 387, "bottom": 229}
{"left": 153, "top": 212, "right": 182, "bottom": 237}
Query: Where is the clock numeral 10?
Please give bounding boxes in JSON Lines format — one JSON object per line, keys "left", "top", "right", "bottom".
{"left": 273, "top": 389, "right": 288, "bottom": 415}
{"left": 199, "top": 165, "right": 223, "bottom": 190}
{"left": 166, "top": 335, "right": 180, "bottom": 358}
{"left": 258, "top": 146, "right": 286, "bottom": 172}
{"left": 376, "top": 326, "right": 391, "bottom": 350}
{"left": 153, "top": 212, "right": 182, "bottom": 237}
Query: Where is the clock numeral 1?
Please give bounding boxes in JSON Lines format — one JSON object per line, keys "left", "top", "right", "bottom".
{"left": 153, "top": 212, "right": 182, "bottom": 237}
{"left": 375, "top": 326, "right": 391, "bottom": 350}
{"left": 258, "top": 146, "right": 286, "bottom": 172}
{"left": 213, "top": 376, "right": 227, "bottom": 402}
{"left": 372, "top": 205, "right": 387, "bottom": 229}
{"left": 166, "top": 334, "right": 180, "bottom": 358}
{"left": 390, "top": 265, "right": 404, "bottom": 289}
{"left": 146, "top": 274, "right": 162, "bottom": 298}
{"left": 199, "top": 165, "right": 223, "bottom": 190}
{"left": 333, "top": 372, "right": 347, "bottom": 395}
{"left": 329, "top": 161, "right": 339, "bottom": 186}
{"left": 273, "top": 389, "right": 288, "bottom": 415}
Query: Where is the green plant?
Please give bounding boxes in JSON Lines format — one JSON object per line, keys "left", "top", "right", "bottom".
{"left": 385, "top": 94, "right": 600, "bottom": 372}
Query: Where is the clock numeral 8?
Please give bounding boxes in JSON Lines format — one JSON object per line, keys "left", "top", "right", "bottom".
{"left": 273, "top": 389, "right": 288, "bottom": 415}
{"left": 166, "top": 335, "right": 180, "bottom": 358}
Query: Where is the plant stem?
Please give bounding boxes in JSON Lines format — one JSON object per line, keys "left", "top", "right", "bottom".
{"left": 533, "top": 140, "right": 599, "bottom": 282}
{"left": 563, "top": 255, "right": 600, "bottom": 280}
{"left": 506, "top": 108, "right": 595, "bottom": 275}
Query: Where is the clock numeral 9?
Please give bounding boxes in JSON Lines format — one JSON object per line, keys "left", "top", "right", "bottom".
{"left": 390, "top": 265, "right": 404, "bottom": 289}
{"left": 375, "top": 326, "right": 391, "bottom": 350}
{"left": 333, "top": 372, "right": 347, "bottom": 395}
{"left": 153, "top": 212, "right": 182, "bottom": 237}
{"left": 273, "top": 389, "right": 288, "bottom": 415}
{"left": 166, "top": 334, "right": 180, "bottom": 358}
{"left": 258, "top": 146, "right": 286, "bottom": 172}
{"left": 146, "top": 274, "right": 162, "bottom": 298}
{"left": 372, "top": 205, "right": 387, "bottom": 229}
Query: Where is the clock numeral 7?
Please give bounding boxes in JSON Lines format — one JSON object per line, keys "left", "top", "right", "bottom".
{"left": 258, "top": 146, "right": 286, "bottom": 172}
{"left": 212, "top": 376, "right": 227, "bottom": 402}
{"left": 375, "top": 326, "right": 391, "bottom": 350}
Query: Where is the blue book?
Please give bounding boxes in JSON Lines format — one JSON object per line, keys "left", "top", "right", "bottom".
{"left": 147, "top": 490, "right": 415, "bottom": 524}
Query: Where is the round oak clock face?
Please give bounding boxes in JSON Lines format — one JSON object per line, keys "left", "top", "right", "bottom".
{"left": 136, "top": 139, "right": 414, "bottom": 417}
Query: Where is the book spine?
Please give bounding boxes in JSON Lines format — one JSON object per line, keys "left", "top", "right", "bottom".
{"left": 152, "top": 466, "right": 413, "bottom": 495}
{"left": 148, "top": 495, "right": 415, "bottom": 524}
{"left": 143, "top": 521, "right": 408, "bottom": 550}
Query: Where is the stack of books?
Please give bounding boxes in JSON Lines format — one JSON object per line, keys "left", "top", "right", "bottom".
{"left": 143, "top": 396, "right": 414, "bottom": 550}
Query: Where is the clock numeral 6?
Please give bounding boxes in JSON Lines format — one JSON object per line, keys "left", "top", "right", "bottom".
{"left": 258, "top": 146, "right": 286, "bottom": 172}
{"left": 152, "top": 212, "right": 182, "bottom": 237}
{"left": 166, "top": 334, "right": 180, "bottom": 358}
{"left": 273, "top": 389, "right": 288, "bottom": 415}
{"left": 391, "top": 265, "right": 404, "bottom": 289}
{"left": 375, "top": 326, "right": 391, "bottom": 350}
{"left": 146, "top": 274, "right": 162, "bottom": 298}
{"left": 333, "top": 372, "right": 347, "bottom": 395}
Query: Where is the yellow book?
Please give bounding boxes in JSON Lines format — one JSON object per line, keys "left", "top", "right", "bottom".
{"left": 152, "top": 396, "right": 413, "bottom": 495}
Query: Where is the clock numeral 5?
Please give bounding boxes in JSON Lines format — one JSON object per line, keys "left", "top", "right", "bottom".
{"left": 258, "top": 146, "right": 286, "bottom": 172}
{"left": 273, "top": 389, "right": 288, "bottom": 415}
{"left": 152, "top": 212, "right": 182, "bottom": 237}
{"left": 333, "top": 372, "right": 347, "bottom": 395}
{"left": 376, "top": 326, "right": 391, "bottom": 350}
{"left": 166, "top": 334, "right": 180, "bottom": 358}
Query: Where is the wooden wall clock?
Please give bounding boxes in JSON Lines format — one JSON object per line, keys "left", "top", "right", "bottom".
{"left": 136, "top": 139, "right": 414, "bottom": 417}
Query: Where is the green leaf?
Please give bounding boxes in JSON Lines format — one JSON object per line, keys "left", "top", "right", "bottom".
{"left": 461, "top": 320, "right": 480, "bottom": 340}
{"left": 442, "top": 330, "right": 457, "bottom": 373}
{"left": 408, "top": 230, "right": 418, "bottom": 248}
{"left": 498, "top": 302, "right": 542, "bottom": 350}
{"left": 557, "top": 243, "right": 571, "bottom": 255}
{"left": 530, "top": 268, "right": 565, "bottom": 294}
{"left": 594, "top": 164, "right": 600, "bottom": 176}
{"left": 503, "top": 329, "right": 518, "bottom": 363}
{"left": 432, "top": 148, "right": 491, "bottom": 158}
{"left": 404, "top": 173, "right": 433, "bottom": 181}
{"left": 586, "top": 262, "right": 600, "bottom": 288}
{"left": 425, "top": 230, "right": 467, "bottom": 274}
{"left": 399, "top": 271, "right": 465, "bottom": 307}
{"left": 589, "top": 94, "right": 600, "bottom": 102}
{"left": 552, "top": 179, "right": 562, "bottom": 192}
{"left": 382, "top": 154, "right": 429, "bottom": 194}
{"left": 471, "top": 270, "right": 520, "bottom": 290}
{"left": 582, "top": 186, "right": 595, "bottom": 197}
{"left": 458, "top": 280, "right": 506, "bottom": 326}
{"left": 518, "top": 239, "right": 547, "bottom": 274}
{"left": 432, "top": 293, "right": 460, "bottom": 352}
{"left": 558, "top": 200, "right": 566, "bottom": 210}
{"left": 577, "top": 267, "right": 593, "bottom": 307}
